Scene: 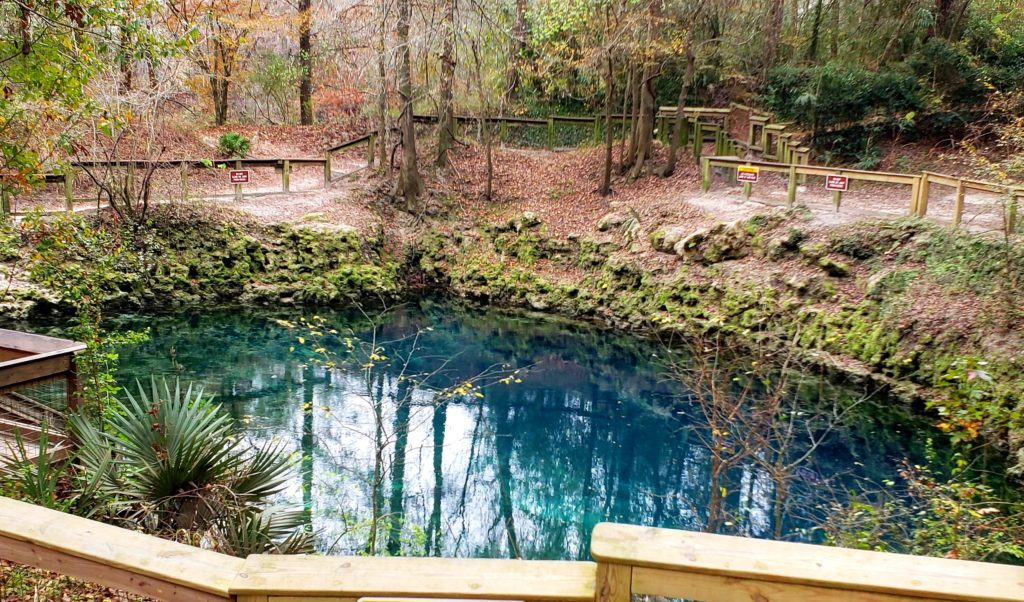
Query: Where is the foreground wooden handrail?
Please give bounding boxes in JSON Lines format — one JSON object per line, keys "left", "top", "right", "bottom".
{"left": 591, "top": 523, "right": 1024, "bottom": 602}
{"left": 2, "top": 498, "right": 1023, "bottom": 602}
{"left": 232, "top": 555, "right": 596, "bottom": 602}
{"left": 0, "top": 496, "right": 242, "bottom": 602}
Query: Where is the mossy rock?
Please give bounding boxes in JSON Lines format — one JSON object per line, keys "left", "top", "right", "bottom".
{"left": 818, "top": 256, "right": 850, "bottom": 277}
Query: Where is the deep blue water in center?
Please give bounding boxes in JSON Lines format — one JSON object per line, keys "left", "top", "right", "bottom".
{"left": 98, "top": 300, "right": 930, "bottom": 560}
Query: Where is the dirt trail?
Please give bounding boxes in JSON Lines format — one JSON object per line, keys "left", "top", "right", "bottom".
{"left": 7, "top": 144, "right": 1009, "bottom": 237}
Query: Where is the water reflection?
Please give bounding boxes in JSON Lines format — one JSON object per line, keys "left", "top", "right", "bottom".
{"left": 110, "top": 301, "right": 929, "bottom": 559}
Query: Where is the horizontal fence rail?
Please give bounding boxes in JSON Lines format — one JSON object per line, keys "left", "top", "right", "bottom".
{"left": 591, "top": 523, "right": 1024, "bottom": 602}
{"left": 2, "top": 496, "right": 1023, "bottom": 602}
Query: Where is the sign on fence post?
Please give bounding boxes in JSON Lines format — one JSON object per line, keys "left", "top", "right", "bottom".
{"left": 826, "top": 174, "right": 848, "bottom": 212}
{"left": 825, "top": 174, "right": 849, "bottom": 192}
{"left": 737, "top": 165, "right": 759, "bottom": 182}
{"left": 231, "top": 164, "right": 248, "bottom": 202}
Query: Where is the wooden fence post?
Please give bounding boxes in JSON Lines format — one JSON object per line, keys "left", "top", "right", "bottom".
{"left": 787, "top": 164, "right": 798, "bottom": 207}
{"left": 180, "top": 161, "right": 188, "bottom": 202}
{"left": 953, "top": 179, "right": 965, "bottom": 228}
{"left": 235, "top": 159, "right": 243, "bottom": 202}
{"left": 917, "top": 172, "right": 931, "bottom": 217}
{"left": 64, "top": 167, "right": 75, "bottom": 212}
{"left": 701, "top": 157, "right": 712, "bottom": 192}
{"left": 282, "top": 160, "right": 291, "bottom": 192}
{"left": 909, "top": 176, "right": 921, "bottom": 216}
{"left": 693, "top": 122, "right": 703, "bottom": 161}
{"left": 1, "top": 189, "right": 10, "bottom": 220}
{"left": 367, "top": 134, "right": 376, "bottom": 167}
{"left": 595, "top": 563, "right": 631, "bottom": 602}
{"left": 546, "top": 117, "right": 555, "bottom": 150}
{"left": 499, "top": 119, "right": 508, "bottom": 146}
{"left": 1009, "top": 191, "right": 1019, "bottom": 235}
{"left": 324, "top": 151, "right": 332, "bottom": 186}
{"left": 593, "top": 117, "right": 601, "bottom": 145}
{"left": 680, "top": 117, "right": 689, "bottom": 147}
{"left": 742, "top": 161, "right": 752, "bottom": 199}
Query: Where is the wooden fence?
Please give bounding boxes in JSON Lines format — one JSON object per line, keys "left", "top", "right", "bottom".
{"left": 701, "top": 156, "right": 1023, "bottom": 232}
{"left": 1, "top": 496, "right": 1021, "bottom": 602}
{"left": 3, "top": 106, "right": 1020, "bottom": 234}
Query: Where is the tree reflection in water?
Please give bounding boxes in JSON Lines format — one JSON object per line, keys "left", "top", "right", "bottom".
{"left": 112, "top": 300, "right": 933, "bottom": 559}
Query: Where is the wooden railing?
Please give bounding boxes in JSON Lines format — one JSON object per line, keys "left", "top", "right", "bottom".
{"left": 3, "top": 106, "right": 1020, "bottom": 234}
{"left": 591, "top": 523, "right": 1023, "bottom": 602}
{"left": 702, "top": 156, "right": 1023, "bottom": 232}
{"left": 2, "top": 496, "right": 1022, "bottom": 602}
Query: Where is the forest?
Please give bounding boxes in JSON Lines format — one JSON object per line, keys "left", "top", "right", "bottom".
{"left": 2, "top": 0, "right": 1024, "bottom": 599}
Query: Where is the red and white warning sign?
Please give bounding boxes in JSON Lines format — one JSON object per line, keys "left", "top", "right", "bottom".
{"left": 229, "top": 169, "right": 250, "bottom": 184}
{"left": 825, "top": 174, "right": 849, "bottom": 192}
{"left": 737, "top": 165, "right": 759, "bottom": 183}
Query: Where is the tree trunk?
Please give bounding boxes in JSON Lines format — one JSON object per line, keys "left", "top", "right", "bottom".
{"left": 120, "top": 30, "right": 133, "bottom": 92}
{"left": 600, "top": 49, "right": 614, "bottom": 196}
{"left": 376, "top": 0, "right": 389, "bottom": 174}
{"left": 435, "top": 0, "right": 456, "bottom": 169}
{"left": 505, "top": 0, "right": 529, "bottom": 102}
{"left": 627, "top": 62, "right": 656, "bottom": 181}
{"left": 618, "top": 65, "right": 633, "bottom": 171}
{"left": 763, "top": 0, "right": 784, "bottom": 80}
{"left": 395, "top": 0, "right": 422, "bottom": 212}
{"left": 806, "top": 0, "right": 823, "bottom": 62}
{"left": 622, "top": 65, "right": 639, "bottom": 172}
{"left": 659, "top": 49, "right": 695, "bottom": 177}
{"left": 298, "top": 0, "right": 313, "bottom": 124}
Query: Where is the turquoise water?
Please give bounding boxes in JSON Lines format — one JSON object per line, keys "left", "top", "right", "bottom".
{"left": 96, "top": 301, "right": 929, "bottom": 559}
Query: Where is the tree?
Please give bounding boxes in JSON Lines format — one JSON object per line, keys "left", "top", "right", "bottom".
{"left": 599, "top": 4, "right": 615, "bottom": 196}
{"left": 762, "top": 0, "right": 784, "bottom": 79}
{"left": 435, "top": 0, "right": 457, "bottom": 169}
{"left": 394, "top": 0, "right": 423, "bottom": 211}
{"left": 298, "top": 0, "right": 314, "bottom": 124}
{"left": 505, "top": 0, "right": 529, "bottom": 102}
{"left": 375, "top": 0, "right": 391, "bottom": 175}
{"left": 166, "top": 0, "right": 266, "bottom": 125}
{"left": 0, "top": 0, "right": 170, "bottom": 195}
{"left": 658, "top": 45, "right": 695, "bottom": 178}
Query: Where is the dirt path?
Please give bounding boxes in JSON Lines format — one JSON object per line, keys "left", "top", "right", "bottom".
{"left": 7, "top": 144, "right": 1009, "bottom": 237}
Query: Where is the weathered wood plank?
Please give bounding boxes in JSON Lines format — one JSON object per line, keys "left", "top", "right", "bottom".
{"left": 0, "top": 329, "right": 85, "bottom": 355}
{"left": 232, "top": 556, "right": 596, "bottom": 602}
{"left": 0, "top": 496, "right": 243, "bottom": 599}
{"left": 0, "top": 535, "right": 232, "bottom": 602}
{"left": 591, "top": 523, "right": 1024, "bottom": 602}
{"left": 0, "top": 354, "right": 73, "bottom": 389}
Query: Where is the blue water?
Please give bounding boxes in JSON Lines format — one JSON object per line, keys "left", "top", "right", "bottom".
{"left": 99, "top": 301, "right": 928, "bottom": 559}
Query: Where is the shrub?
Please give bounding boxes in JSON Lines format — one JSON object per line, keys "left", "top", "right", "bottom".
{"left": 218, "top": 132, "right": 251, "bottom": 158}
{"left": 761, "top": 64, "right": 923, "bottom": 132}
{"left": 1, "top": 377, "right": 312, "bottom": 557}
{"left": 908, "top": 39, "right": 987, "bottom": 109}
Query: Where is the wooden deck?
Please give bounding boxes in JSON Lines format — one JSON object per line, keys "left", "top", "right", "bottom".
{"left": 0, "top": 328, "right": 83, "bottom": 466}
{"left": 0, "top": 393, "right": 71, "bottom": 465}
